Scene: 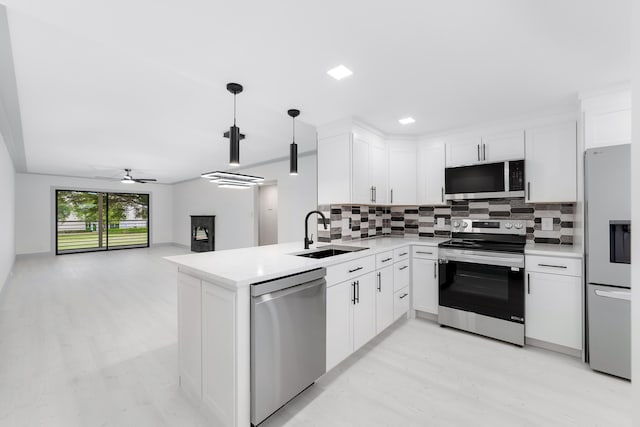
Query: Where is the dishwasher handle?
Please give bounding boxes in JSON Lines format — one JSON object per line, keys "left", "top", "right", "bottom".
{"left": 252, "top": 278, "right": 326, "bottom": 304}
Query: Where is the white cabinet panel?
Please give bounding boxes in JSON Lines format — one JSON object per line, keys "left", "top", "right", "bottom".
{"left": 326, "top": 280, "right": 353, "bottom": 371}
{"left": 375, "top": 266, "right": 394, "bottom": 334}
{"left": 353, "top": 272, "right": 376, "bottom": 351}
{"left": 525, "top": 121, "right": 577, "bottom": 203}
{"left": 352, "top": 137, "right": 371, "bottom": 204}
{"left": 481, "top": 130, "right": 525, "bottom": 162}
{"left": 394, "top": 288, "right": 410, "bottom": 320}
{"left": 417, "top": 143, "right": 445, "bottom": 205}
{"left": 393, "top": 260, "right": 411, "bottom": 292}
{"left": 412, "top": 258, "right": 439, "bottom": 315}
{"left": 525, "top": 271, "right": 582, "bottom": 350}
{"left": 371, "top": 143, "right": 387, "bottom": 204}
{"left": 446, "top": 135, "right": 482, "bottom": 166}
{"left": 318, "top": 133, "right": 351, "bottom": 205}
{"left": 201, "top": 281, "right": 236, "bottom": 426}
{"left": 388, "top": 142, "right": 417, "bottom": 205}
{"left": 178, "top": 273, "right": 202, "bottom": 397}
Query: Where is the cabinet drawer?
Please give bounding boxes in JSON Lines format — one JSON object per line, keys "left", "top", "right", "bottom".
{"left": 412, "top": 246, "right": 438, "bottom": 260}
{"left": 394, "top": 260, "right": 411, "bottom": 292}
{"left": 526, "top": 255, "right": 582, "bottom": 277}
{"left": 394, "top": 288, "right": 410, "bottom": 320}
{"left": 375, "top": 251, "right": 395, "bottom": 269}
{"left": 326, "top": 255, "right": 375, "bottom": 286}
{"left": 393, "top": 246, "right": 410, "bottom": 261}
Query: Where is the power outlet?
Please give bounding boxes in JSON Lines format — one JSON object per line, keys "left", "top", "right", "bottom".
{"left": 437, "top": 217, "right": 445, "bottom": 228}
{"left": 541, "top": 217, "right": 554, "bottom": 231}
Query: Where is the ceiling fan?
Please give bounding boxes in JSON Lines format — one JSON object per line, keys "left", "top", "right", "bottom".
{"left": 120, "top": 168, "right": 157, "bottom": 184}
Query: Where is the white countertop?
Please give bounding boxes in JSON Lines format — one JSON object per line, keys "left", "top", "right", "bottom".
{"left": 165, "top": 236, "right": 448, "bottom": 289}
{"left": 524, "top": 243, "right": 584, "bottom": 259}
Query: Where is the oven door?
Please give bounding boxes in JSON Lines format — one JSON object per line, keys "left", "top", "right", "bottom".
{"left": 438, "top": 250, "right": 525, "bottom": 323}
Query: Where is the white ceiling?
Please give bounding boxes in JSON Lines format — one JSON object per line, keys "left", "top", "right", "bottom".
{"left": 1, "top": 0, "right": 631, "bottom": 183}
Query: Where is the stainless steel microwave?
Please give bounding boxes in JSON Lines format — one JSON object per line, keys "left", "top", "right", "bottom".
{"left": 444, "top": 160, "right": 525, "bottom": 200}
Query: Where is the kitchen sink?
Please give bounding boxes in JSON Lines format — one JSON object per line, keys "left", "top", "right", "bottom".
{"left": 294, "top": 245, "right": 367, "bottom": 259}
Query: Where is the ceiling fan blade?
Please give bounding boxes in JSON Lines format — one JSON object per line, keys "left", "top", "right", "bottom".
{"left": 134, "top": 178, "right": 157, "bottom": 183}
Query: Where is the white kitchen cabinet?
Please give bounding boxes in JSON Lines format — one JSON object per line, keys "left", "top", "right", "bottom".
{"left": 352, "top": 272, "right": 376, "bottom": 351}
{"left": 525, "top": 257, "right": 582, "bottom": 351}
{"left": 352, "top": 136, "right": 371, "bottom": 204}
{"left": 317, "top": 133, "right": 351, "bottom": 205}
{"left": 375, "top": 266, "right": 394, "bottom": 334}
{"left": 326, "top": 279, "right": 354, "bottom": 371}
{"left": 417, "top": 142, "right": 446, "bottom": 205}
{"left": 388, "top": 141, "right": 417, "bottom": 205}
{"left": 412, "top": 257, "right": 439, "bottom": 315}
{"left": 481, "top": 130, "right": 525, "bottom": 162}
{"left": 326, "top": 271, "right": 376, "bottom": 371}
{"left": 446, "top": 130, "right": 524, "bottom": 167}
{"left": 393, "top": 288, "right": 410, "bottom": 320}
{"left": 525, "top": 121, "right": 577, "bottom": 203}
{"left": 371, "top": 143, "right": 387, "bottom": 204}
{"left": 178, "top": 272, "right": 202, "bottom": 397}
{"left": 393, "top": 259, "right": 411, "bottom": 292}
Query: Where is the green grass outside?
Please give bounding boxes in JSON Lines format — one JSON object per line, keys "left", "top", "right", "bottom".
{"left": 57, "top": 230, "right": 148, "bottom": 251}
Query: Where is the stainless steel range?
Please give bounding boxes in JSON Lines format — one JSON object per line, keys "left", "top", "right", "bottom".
{"left": 438, "top": 219, "right": 527, "bottom": 346}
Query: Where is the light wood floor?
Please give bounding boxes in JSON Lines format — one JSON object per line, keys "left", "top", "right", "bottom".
{"left": 0, "top": 247, "right": 631, "bottom": 426}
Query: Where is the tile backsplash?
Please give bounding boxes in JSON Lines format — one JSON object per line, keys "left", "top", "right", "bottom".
{"left": 318, "top": 198, "right": 575, "bottom": 245}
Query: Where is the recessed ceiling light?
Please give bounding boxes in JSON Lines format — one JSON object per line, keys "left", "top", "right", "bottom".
{"left": 327, "top": 65, "right": 353, "bottom": 80}
{"left": 399, "top": 117, "right": 415, "bottom": 125}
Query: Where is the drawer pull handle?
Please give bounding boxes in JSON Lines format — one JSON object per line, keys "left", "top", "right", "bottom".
{"left": 381, "top": 257, "right": 392, "bottom": 263}
{"left": 399, "top": 266, "right": 408, "bottom": 271}
{"left": 416, "top": 251, "right": 433, "bottom": 255}
{"left": 537, "top": 263, "right": 567, "bottom": 269}
{"left": 399, "top": 252, "right": 408, "bottom": 256}
{"left": 399, "top": 293, "right": 409, "bottom": 299}
{"left": 348, "top": 266, "right": 363, "bottom": 273}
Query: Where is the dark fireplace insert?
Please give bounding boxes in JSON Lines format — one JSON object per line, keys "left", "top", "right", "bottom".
{"left": 191, "top": 215, "right": 215, "bottom": 252}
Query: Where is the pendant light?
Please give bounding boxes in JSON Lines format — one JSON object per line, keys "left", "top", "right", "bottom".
{"left": 225, "top": 83, "right": 245, "bottom": 166}
{"left": 288, "top": 109, "right": 300, "bottom": 175}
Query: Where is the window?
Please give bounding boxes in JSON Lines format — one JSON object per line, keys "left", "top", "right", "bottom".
{"left": 56, "top": 190, "right": 150, "bottom": 254}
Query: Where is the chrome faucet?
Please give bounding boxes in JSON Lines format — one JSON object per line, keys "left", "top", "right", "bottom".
{"left": 305, "top": 210, "right": 327, "bottom": 249}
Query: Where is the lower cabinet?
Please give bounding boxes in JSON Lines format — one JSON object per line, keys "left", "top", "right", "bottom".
{"left": 393, "top": 288, "right": 410, "bottom": 321}
{"left": 525, "top": 270, "right": 582, "bottom": 350}
{"left": 375, "top": 266, "right": 394, "bottom": 334}
{"left": 326, "top": 272, "right": 376, "bottom": 371}
{"left": 412, "top": 257, "right": 439, "bottom": 315}
{"left": 178, "top": 272, "right": 202, "bottom": 396}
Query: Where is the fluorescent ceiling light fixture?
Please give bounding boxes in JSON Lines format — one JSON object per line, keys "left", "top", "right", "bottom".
{"left": 201, "top": 171, "right": 264, "bottom": 189}
{"left": 327, "top": 65, "right": 353, "bottom": 80}
{"left": 398, "top": 117, "right": 415, "bottom": 125}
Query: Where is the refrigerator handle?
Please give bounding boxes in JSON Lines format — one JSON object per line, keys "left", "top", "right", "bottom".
{"left": 594, "top": 289, "right": 631, "bottom": 301}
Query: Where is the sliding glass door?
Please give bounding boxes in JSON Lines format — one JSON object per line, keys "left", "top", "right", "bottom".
{"left": 56, "top": 190, "right": 149, "bottom": 254}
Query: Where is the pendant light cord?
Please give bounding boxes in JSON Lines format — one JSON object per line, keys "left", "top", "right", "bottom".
{"left": 233, "top": 94, "right": 237, "bottom": 126}
{"left": 292, "top": 116, "right": 295, "bottom": 143}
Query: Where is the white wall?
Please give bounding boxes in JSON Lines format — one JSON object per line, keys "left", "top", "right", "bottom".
{"left": 0, "top": 132, "right": 15, "bottom": 293}
{"left": 631, "top": 1, "right": 639, "bottom": 421}
{"left": 14, "top": 173, "right": 173, "bottom": 254}
{"left": 172, "top": 153, "right": 318, "bottom": 250}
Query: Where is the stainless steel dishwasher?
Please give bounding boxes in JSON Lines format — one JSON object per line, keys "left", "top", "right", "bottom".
{"left": 251, "top": 268, "right": 326, "bottom": 426}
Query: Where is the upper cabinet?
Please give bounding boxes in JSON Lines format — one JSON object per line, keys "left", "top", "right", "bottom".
{"left": 446, "top": 130, "right": 524, "bottom": 167}
{"left": 388, "top": 140, "right": 417, "bottom": 205}
{"left": 525, "top": 121, "right": 577, "bottom": 203}
{"left": 417, "top": 142, "right": 446, "bottom": 205}
{"left": 317, "top": 121, "right": 386, "bottom": 205}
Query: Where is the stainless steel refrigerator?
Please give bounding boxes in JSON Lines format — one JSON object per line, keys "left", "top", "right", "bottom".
{"left": 585, "top": 144, "right": 631, "bottom": 380}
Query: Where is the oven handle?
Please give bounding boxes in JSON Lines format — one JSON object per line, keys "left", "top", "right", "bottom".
{"left": 440, "top": 252, "right": 524, "bottom": 269}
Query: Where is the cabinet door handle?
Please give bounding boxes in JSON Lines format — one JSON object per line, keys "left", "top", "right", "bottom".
{"left": 441, "top": 186, "right": 444, "bottom": 203}
{"left": 527, "top": 182, "right": 531, "bottom": 201}
{"left": 399, "top": 293, "right": 408, "bottom": 299}
{"left": 538, "top": 263, "right": 567, "bottom": 269}
{"left": 416, "top": 251, "right": 433, "bottom": 255}
{"left": 348, "top": 266, "right": 363, "bottom": 273}
{"left": 399, "top": 252, "right": 408, "bottom": 256}
{"left": 373, "top": 186, "right": 377, "bottom": 203}
{"left": 370, "top": 186, "right": 374, "bottom": 202}
{"left": 351, "top": 281, "right": 356, "bottom": 304}
{"left": 527, "top": 273, "right": 530, "bottom": 294}
{"left": 477, "top": 144, "right": 480, "bottom": 161}
{"left": 390, "top": 189, "right": 394, "bottom": 204}
{"left": 482, "top": 143, "right": 486, "bottom": 161}
{"left": 399, "top": 265, "right": 408, "bottom": 271}
{"left": 433, "top": 262, "right": 437, "bottom": 278}
{"left": 381, "top": 257, "right": 392, "bottom": 263}
{"left": 377, "top": 272, "right": 381, "bottom": 292}
{"left": 356, "top": 280, "right": 360, "bottom": 303}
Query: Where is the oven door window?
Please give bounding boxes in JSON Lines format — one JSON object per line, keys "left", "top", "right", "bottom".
{"left": 439, "top": 261, "right": 524, "bottom": 322}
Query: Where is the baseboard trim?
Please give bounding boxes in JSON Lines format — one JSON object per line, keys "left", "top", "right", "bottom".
{"left": 0, "top": 255, "right": 16, "bottom": 299}
{"left": 525, "top": 337, "right": 583, "bottom": 358}
{"left": 415, "top": 310, "right": 438, "bottom": 322}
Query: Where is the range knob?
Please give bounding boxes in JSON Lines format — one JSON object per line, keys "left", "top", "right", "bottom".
{"left": 453, "top": 220, "right": 461, "bottom": 228}
{"left": 514, "top": 222, "right": 524, "bottom": 230}
{"left": 504, "top": 222, "right": 513, "bottom": 229}
{"left": 461, "top": 222, "right": 468, "bottom": 229}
